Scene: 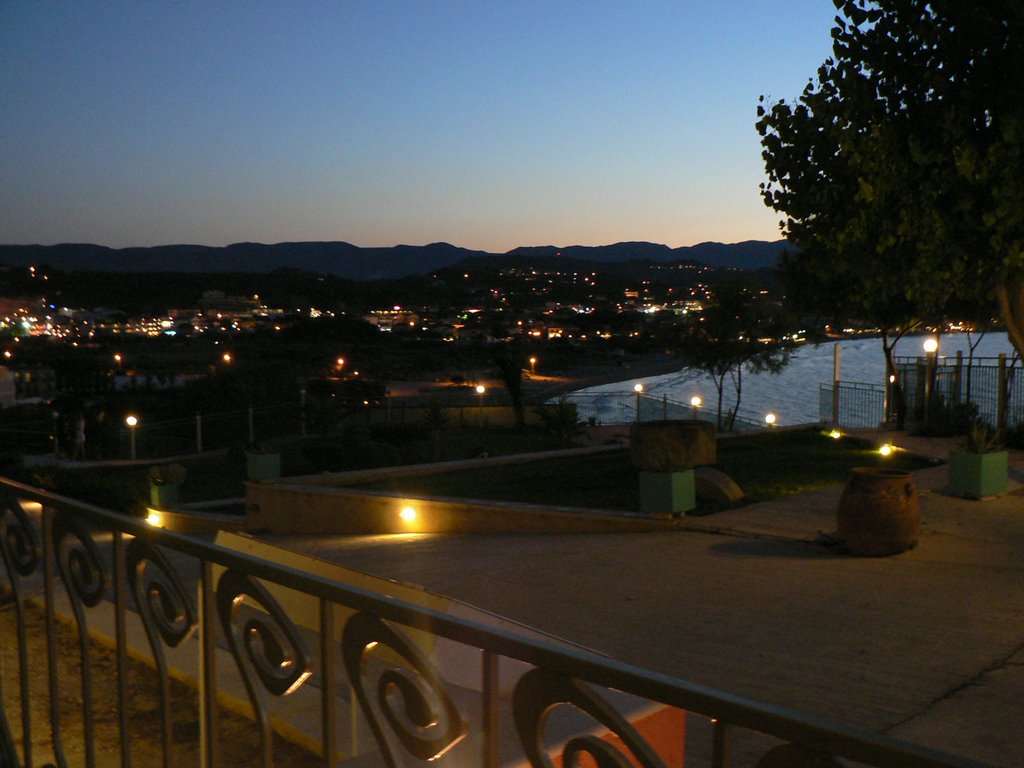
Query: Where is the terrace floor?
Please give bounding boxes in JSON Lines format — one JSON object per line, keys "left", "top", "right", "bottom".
{"left": 252, "top": 433, "right": 1024, "bottom": 767}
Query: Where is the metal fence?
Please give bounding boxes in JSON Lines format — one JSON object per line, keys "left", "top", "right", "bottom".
{"left": 0, "top": 480, "right": 994, "bottom": 768}
{"left": 554, "top": 391, "right": 767, "bottom": 431}
{"left": 819, "top": 382, "right": 888, "bottom": 429}
{"left": 822, "top": 354, "right": 1024, "bottom": 430}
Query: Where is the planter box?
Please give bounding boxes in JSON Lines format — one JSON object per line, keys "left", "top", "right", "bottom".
{"left": 149, "top": 483, "right": 180, "bottom": 509}
{"left": 630, "top": 420, "right": 715, "bottom": 472}
{"left": 948, "top": 450, "right": 1008, "bottom": 498}
{"left": 246, "top": 452, "right": 282, "bottom": 482}
{"left": 639, "top": 470, "right": 695, "bottom": 516}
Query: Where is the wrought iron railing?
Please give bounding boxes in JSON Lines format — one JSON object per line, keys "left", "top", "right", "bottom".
{"left": 0, "top": 477, "right": 995, "bottom": 768}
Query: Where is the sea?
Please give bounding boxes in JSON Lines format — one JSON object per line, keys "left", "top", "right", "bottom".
{"left": 571, "top": 332, "right": 1018, "bottom": 428}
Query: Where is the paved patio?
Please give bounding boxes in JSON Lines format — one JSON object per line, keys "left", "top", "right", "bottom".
{"left": 255, "top": 437, "right": 1024, "bottom": 766}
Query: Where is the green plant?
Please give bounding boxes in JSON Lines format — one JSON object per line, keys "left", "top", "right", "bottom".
{"left": 533, "top": 400, "right": 581, "bottom": 446}
{"left": 964, "top": 421, "right": 1002, "bottom": 454}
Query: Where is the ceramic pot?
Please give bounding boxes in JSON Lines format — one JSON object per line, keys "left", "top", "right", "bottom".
{"left": 837, "top": 467, "right": 919, "bottom": 556}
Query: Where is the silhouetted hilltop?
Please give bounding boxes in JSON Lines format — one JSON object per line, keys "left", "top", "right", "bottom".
{"left": 0, "top": 239, "right": 787, "bottom": 279}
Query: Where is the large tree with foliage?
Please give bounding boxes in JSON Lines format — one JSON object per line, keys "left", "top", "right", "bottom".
{"left": 758, "top": 0, "right": 1024, "bottom": 357}
{"left": 667, "top": 279, "right": 792, "bottom": 430}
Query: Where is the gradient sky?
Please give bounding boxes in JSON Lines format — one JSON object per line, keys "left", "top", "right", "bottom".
{"left": 1, "top": 2, "right": 837, "bottom": 252}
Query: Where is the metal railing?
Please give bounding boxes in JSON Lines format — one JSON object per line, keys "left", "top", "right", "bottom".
{"left": 554, "top": 392, "right": 767, "bottom": 431}
{"left": 0, "top": 479, "right": 994, "bottom": 768}
{"left": 823, "top": 355, "right": 1024, "bottom": 430}
{"left": 819, "top": 382, "right": 888, "bottom": 428}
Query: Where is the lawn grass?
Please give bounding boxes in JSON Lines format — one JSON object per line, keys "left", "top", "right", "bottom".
{"left": 18, "top": 426, "right": 935, "bottom": 516}
{"left": 357, "top": 428, "right": 936, "bottom": 513}
{"left": 17, "top": 426, "right": 571, "bottom": 514}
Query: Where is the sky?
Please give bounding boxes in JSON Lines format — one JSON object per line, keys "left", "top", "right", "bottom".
{"left": 0, "top": 2, "right": 838, "bottom": 253}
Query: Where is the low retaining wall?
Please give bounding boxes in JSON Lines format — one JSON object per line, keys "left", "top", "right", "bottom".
{"left": 245, "top": 444, "right": 684, "bottom": 535}
{"left": 245, "top": 483, "right": 683, "bottom": 534}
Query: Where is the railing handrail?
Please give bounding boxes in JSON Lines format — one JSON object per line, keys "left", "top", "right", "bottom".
{"left": 0, "top": 476, "right": 996, "bottom": 768}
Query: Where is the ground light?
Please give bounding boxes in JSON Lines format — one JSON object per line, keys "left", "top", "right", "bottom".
{"left": 146, "top": 510, "right": 163, "bottom": 527}
{"left": 829, "top": 429, "right": 842, "bottom": 439}
{"left": 399, "top": 506, "right": 417, "bottom": 522}
{"left": 879, "top": 443, "right": 894, "bottom": 457}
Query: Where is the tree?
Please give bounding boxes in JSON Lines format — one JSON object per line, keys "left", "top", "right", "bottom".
{"left": 758, "top": 0, "right": 1024, "bottom": 359}
{"left": 492, "top": 342, "right": 527, "bottom": 430}
{"left": 666, "top": 280, "right": 792, "bottom": 430}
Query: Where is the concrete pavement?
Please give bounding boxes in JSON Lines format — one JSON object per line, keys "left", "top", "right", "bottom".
{"left": 258, "top": 436, "right": 1024, "bottom": 766}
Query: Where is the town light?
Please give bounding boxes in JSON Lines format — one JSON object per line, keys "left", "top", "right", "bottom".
{"left": 336, "top": 357, "right": 345, "bottom": 368}
{"left": 222, "top": 352, "right": 232, "bottom": 364}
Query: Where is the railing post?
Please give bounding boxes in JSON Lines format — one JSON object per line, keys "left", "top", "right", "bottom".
{"left": 321, "top": 599, "right": 337, "bottom": 767}
{"left": 832, "top": 344, "right": 841, "bottom": 425}
{"left": 113, "top": 532, "right": 133, "bottom": 768}
{"left": 482, "top": 651, "right": 500, "bottom": 768}
{"left": 953, "top": 351, "right": 963, "bottom": 404}
{"left": 998, "top": 353, "right": 1008, "bottom": 433}
{"left": 199, "top": 562, "right": 220, "bottom": 768}
{"left": 711, "top": 718, "right": 730, "bottom": 768}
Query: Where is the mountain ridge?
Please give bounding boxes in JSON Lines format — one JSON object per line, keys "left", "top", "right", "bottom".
{"left": 0, "top": 239, "right": 788, "bottom": 279}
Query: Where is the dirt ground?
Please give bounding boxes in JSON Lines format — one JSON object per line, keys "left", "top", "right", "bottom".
{"left": 0, "top": 601, "right": 321, "bottom": 767}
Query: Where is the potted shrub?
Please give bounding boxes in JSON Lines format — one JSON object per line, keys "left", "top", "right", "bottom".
{"left": 629, "top": 420, "right": 716, "bottom": 515}
{"left": 948, "top": 421, "right": 1008, "bottom": 499}
{"left": 245, "top": 442, "right": 281, "bottom": 482}
{"left": 149, "top": 463, "right": 186, "bottom": 508}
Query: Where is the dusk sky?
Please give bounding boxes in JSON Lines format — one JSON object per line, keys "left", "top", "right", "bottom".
{"left": 1, "top": 2, "right": 837, "bottom": 253}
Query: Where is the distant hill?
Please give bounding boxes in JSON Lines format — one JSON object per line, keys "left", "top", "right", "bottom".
{"left": 0, "top": 239, "right": 788, "bottom": 279}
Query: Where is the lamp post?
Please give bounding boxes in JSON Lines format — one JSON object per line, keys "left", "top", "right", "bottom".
{"left": 690, "top": 395, "right": 702, "bottom": 420}
{"left": 923, "top": 337, "right": 938, "bottom": 425}
{"left": 529, "top": 356, "right": 537, "bottom": 375}
{"left": 475, "top": 384, "right": 486, "bottom": 429}
{"left": 634, "top": 383, "right": 644, "bottom": 423}
{"left": 765, "top": 412, "right": 777, "bottom": 428}
{"left": 125, "top": 415, "right": 139, "bottom": 460}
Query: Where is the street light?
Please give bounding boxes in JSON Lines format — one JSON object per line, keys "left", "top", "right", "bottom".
{"left": 923, "top": 338, "right": 938, "bottom": 425}
{"left": 634, "top": 383, "right": 644, "bottom": 423}
{"left": 475, "top": 385, "right": 486, "bottom": 429}
{"left": 690, "top": 395, "right": 702, "bottom": 420}
{"left": 529, "top": 356, "right": 537, "bottom": 374}
{"left": 222, "top": 352, "right": 232, "bottom": 364}
{"left": 765, "top": 412, "right": 777, "bottom": 427}
{"left": 125, "top": 415, "right": 139, "bottom": 460}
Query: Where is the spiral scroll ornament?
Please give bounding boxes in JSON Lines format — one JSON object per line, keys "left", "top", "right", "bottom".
{"left": 513, "top": 669, "right": 666, "bottom": 768}
{"left": 127, "top": 537, "right": 197, "bottom": 650}
{"left": 0, "top": 494, "right": 39, "bottom": 584}
{"left": 216, "top": 569, "right": 313, "bottom": 699}
{"left": 342, "top": 612, "right": 467, "bottom": 768}
{"left": 52, "top": 510, "right": 106, "bottom": 611}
